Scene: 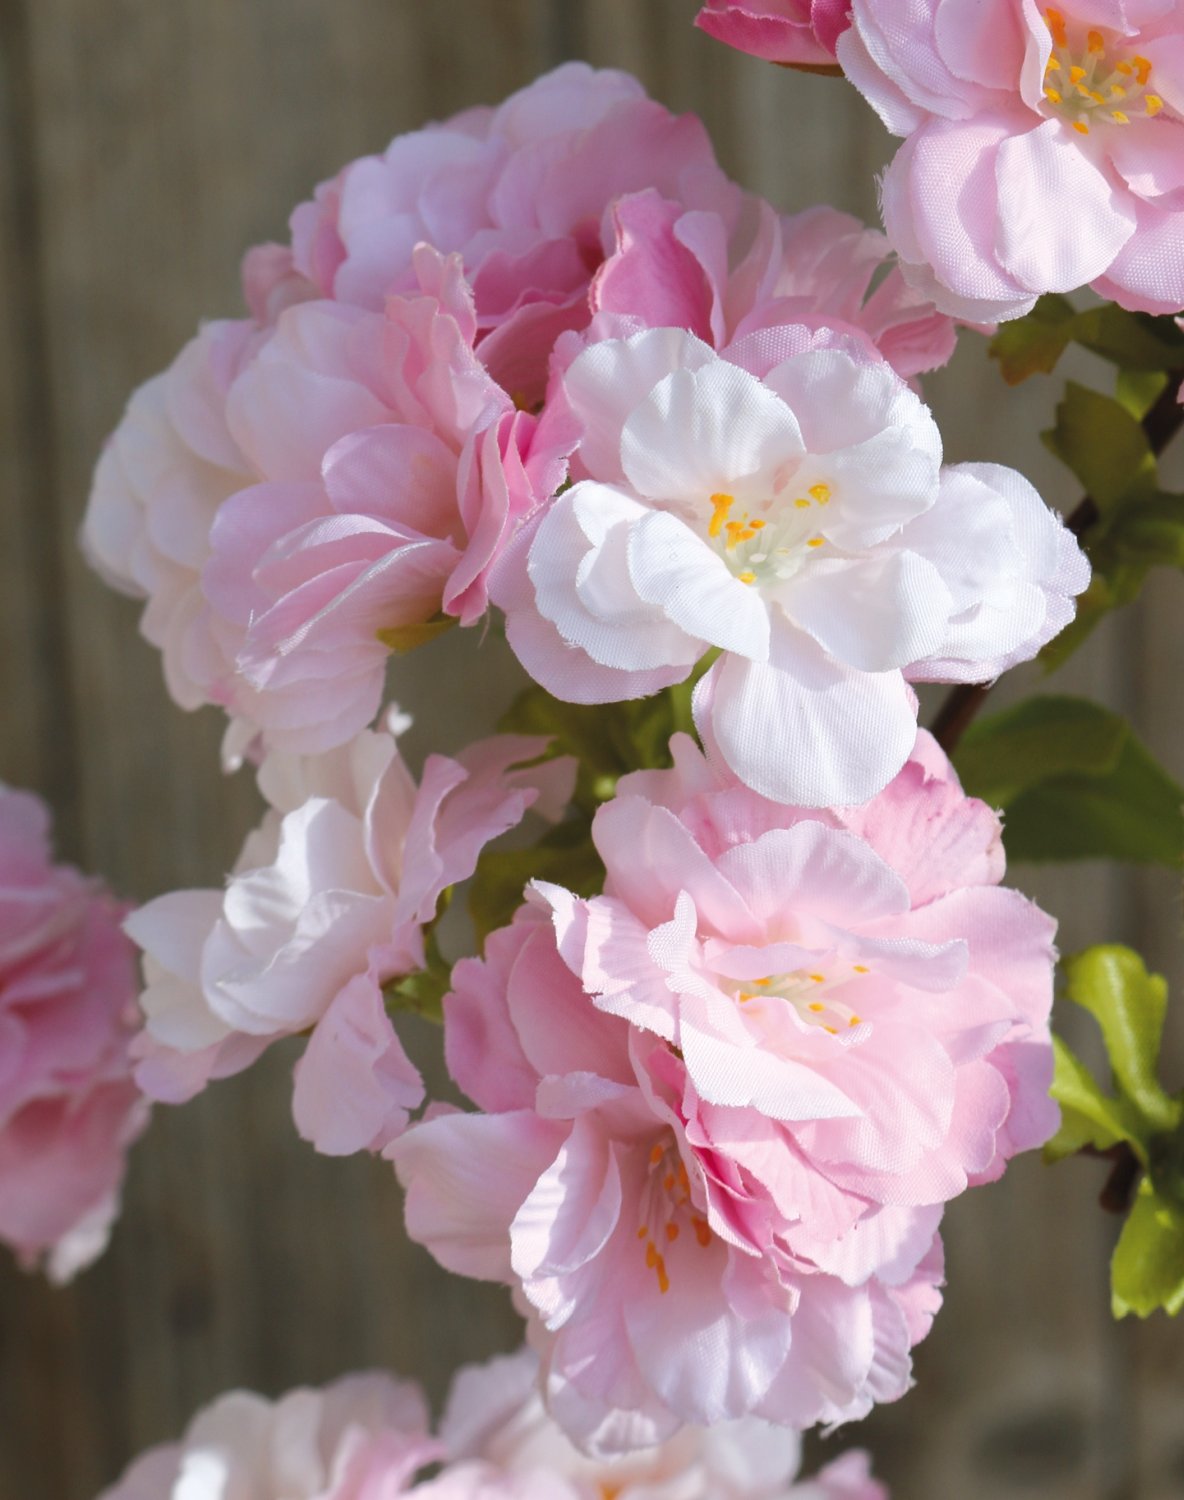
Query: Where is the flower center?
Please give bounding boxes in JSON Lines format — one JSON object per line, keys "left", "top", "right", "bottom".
{"left": 733, "top": 962, "right": 872, "bottom": 1034}
{"left": 1041, "top": 9, "right": 1165, "bottom": 135}
{"left": 706, "top": 485, "right": 829, "bottom": 587}
{"left": 636, "top": 1136, "right": 711, "bottom": 1295}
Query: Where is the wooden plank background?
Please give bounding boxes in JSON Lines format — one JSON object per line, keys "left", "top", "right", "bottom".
{"left": 0, "top": 3, "right": 1181, "bottom": 1496}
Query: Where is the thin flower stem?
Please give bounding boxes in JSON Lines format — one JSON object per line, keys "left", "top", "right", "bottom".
{"left": 930, "top": 369, "right": 1184, "bottom": 756}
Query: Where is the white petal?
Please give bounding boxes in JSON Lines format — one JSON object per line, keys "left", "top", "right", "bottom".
{"left": 785, "top": 550, "right": 951, "bottom": 671}
{"left": 620, "top": 360, "right": 803, "bottom": 504}
{"left": 528, "top": 485, "right": 704, "bottom": 672}
{"left": 627, "top": 511, "right": 770, "bottom": 660}
{"left": 564, "top": 328, "right": 717, "bottom": 482}
{"left": 700, "top": 618, "right": 918, "bottom": 808}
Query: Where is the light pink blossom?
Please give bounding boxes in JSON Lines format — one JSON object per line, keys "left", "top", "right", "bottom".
{"left": 439, "top": 1347, "right": 887, "bottom": 1500}
{"left": 97, "top": 1372, "right": 438, "bottom": 1500}
{"left": 587, "top": 193, "right": 959, "bottom": 383}
{"left": 126, "top": 714, "right": 574, "bottom": 1154}
{"left": 0, "top": 786, "right": 146, "bottom": 1281}
{"left": 199, "top": 257, "right": 570, "bottom": 754}
{"left": 393, "top": 732, "right": 1055, "bottom": 1449}
{"left": 695, "top": 0, "right": 851, "bottom": 68}
{"left": 498, "top": 327, "right": 1087, "bottom": 807}
{"left": 97, "top": 1352, "right": 887, "bottom": 1500}
{"left": 837, "top": 0, "right": 1184, "bottom": 319}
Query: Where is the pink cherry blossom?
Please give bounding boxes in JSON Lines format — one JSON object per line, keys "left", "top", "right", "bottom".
{"left": 0, "top": 785, "right": 147, "bottom": 1281}
{"left": 837, "top": 0, "right": 1184, "bottom": 319}
{"left": 392, "top": 731, "right": 1055, "bottom": 1449}
{"left": 695, "top": 0, "right": 851, "bottom": 68}
{"left": 81, "top": 319, "right": 260, "bottom": 717}
{"left": 97, "top": 1372, "right": 439, "bottom": 1500}
{"left": 497, "top": 327, "right": 1088, "bottom": 807}
{"left": 587, "top": 193, "right": 958, "bottom": 383}
{"left": 126, "top": 713, "right": 574, "bottom": 1154}
{"left": 439, "top": 1347, "right": 887, "bottom": 1500}
{"left": 199, "top": 257, "right": 570, "bottom": 754}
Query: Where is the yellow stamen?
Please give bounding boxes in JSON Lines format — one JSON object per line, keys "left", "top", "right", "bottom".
{"left": 807, "top": 536, "right": 824, "bottom": 548}
{"left": 677, "top": 1163, "right": 689, "bottom": 1191}
{"left": 692, "top": 1217, "right": 711, "bottom": 1247}
{"left": 645, "top": 1240, "right": 670, "bottom": 1294}
{"left": 650, "top": 1143, "right": 664, "bottom": 1165}
{"left": 738, "top": 570, "right": 756, "bottom": 585}
{"left": 750, "top": 518, "right": 766, "bottom": 529}
{"left": 794, "top": 497, "right": 811, "bottom": 509}
{"left": 637, "top": 1225, "right": 648, "bottom": 1239}
{"left": 1073, "top": 120, "right": 1090, "bottom": 134}
{"left": 1046, "top": 55, "right": 1061, "bottom": 72}
{"left": 738, "top": 991, "right": 755, "bottom": 1003}
{"left": 1045, "top": 87, "right": 1063, "bottom": 103}
{"left": 665, "top": 1222, "right": 680, "bottom": 1242}
{"left": 1046, "top": 7, "right": 1067, "bottom": 46}
{"left": 1087, "top": 29, "right": 1104, "bottom": 53}
{"left": 809, "top": 973, "right": 825, "bottom": 983}
{"left": 1117, "top": 60, "right": 1133, "bottom": 76}
{"left": 1146, "top": 93, "right": 1163, "bottom": 116}
{"left": 1112, "top": 109, "right": 1129, "bottom": 123}
{"left": 808, "top": 1002, "right": 825, "bottom": 1013}
{"left": 708, "top": 492, "right": 734, "bottom": 539}
{"left": 853, "top": 964, "right": 870, "bottom": 974}
{"left": 1068, "top": 64, "right": 1086, "bottom": 83}
{"left": 809, "top": 483, "right": 831, "bottom": 503}
{"left": 824, "top": 1025, "right": 838, "bottom": 1035}
{"left": 664, "top": 1173, "right": 675, "bottom": 1192}
{"left": 1110, "top": 83, "right": 1126, "bottom": 97}
{"left": 1134, "top": 55, "right": 1151, "bottom": 85}
{"left": 849, "top": 1015, "right": 862, "bottom": 1027}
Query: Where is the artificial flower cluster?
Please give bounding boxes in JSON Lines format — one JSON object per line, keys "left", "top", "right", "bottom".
{"left": 99, "top": 1347, "right": 886, "bottom": 1500}
{"left": 0, "top": 785, "right": 144, "bottom": 1282}
{"left": 77, "top": 59, "right": 1098, "bottom": 1465}
{"left": 393, "top": 732, "right": 1056, "bottom": 1450}
{"left": 81, "top": 62, "right": 1086, "bottom": 809}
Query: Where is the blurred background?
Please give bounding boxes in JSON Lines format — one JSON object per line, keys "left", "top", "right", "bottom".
{"left": 0, "top": 2, "right": 1181, "bottom": 1496}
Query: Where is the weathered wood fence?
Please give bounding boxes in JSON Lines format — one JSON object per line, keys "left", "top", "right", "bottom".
{"left": 0, "top": 3, "right": 1181, "bottom": 1497}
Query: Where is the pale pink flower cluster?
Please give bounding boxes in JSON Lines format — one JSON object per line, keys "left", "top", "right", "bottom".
{"left": 835, "top": 0, "right": 1184, "bottom": 320}
{"left": 0, "top": 786, "right": 146, "bottom": 1281}
{"left": 695, "top": 0, "right": 851, "bottom": 68}
{"left": 98, "top": 1348, "right": 886, "bottom": 1500}
{"left": 88, "top": 62, "right": 1081, "bottom": 1460}
{"left": 393, "top": 732, "right": 1058, "bottom": 1450}
{"left": 80, "top": 64, "right": 977, "bottom": 794}
{"left": 126, "top": 712, "right": 573, "bottom": 1154}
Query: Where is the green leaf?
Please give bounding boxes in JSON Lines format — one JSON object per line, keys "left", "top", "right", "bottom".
{"left": 1115, "top": 369, "right": 1170, "bottom": 420}
{"left": 1112, "top": 1178, "right": 1184, "bottom": 1318}
{"left": 1105, "top": 491, "right": 1184, "bottom": 566}
{"left": 1062, "top": 947, "right": 1178, "bottom": 1134}
{"left": 955, "top": 697, "right": 1184, "bottom": 868}
{"left": 1043, "top": 383, "right": 1156, "bottom": 509}
{"left": 376, "top": 614, "right": 456, "bottom": 653}
{"left": 1071, "top": 305, "right": 1184, "bottom": 373}
{"left": 468, "top": 816, "right": 603, "bottom": 945}
{"left": 989, "top": 294, "right": 1077, "bottom": 384}
{"left": 498, "top": 669, "right": 705, "bottom": 814}
{"left": 1045, "top": 1034, "right": 1137, "bottom": 1163}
